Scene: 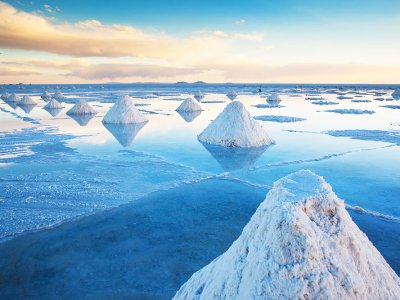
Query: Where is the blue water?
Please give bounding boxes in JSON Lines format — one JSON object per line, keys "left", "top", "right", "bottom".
{"left": 0, "top": 83, "right": 399, "bottom": 298}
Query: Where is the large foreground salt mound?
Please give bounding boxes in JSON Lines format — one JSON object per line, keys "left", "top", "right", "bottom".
{"left": 174, "top": 170, "right": 400, "bottom": 300}
{"left": 67, "top": 100, "right": 97, "bottom": 115}
{"left": 176, "top": 98, "right": 202, "bottom": 112}
{"left": 198, "top": 101, "right": 273, "bottom": 147}
{"left": 44, "top": 99, "right": 64, "bottom": 109}
{"left": 103, "top": 95, "right": 148, "bottom": 124}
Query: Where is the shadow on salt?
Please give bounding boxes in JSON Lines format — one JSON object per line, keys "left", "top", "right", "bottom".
{"left": 69, "top": 114, "right": 96, "bottom": 126}
{"left": 177, "top": 110, "right": 202, "bottom": 123}
{"left": 44, "top": 108, "right": 63, "bottom": 117}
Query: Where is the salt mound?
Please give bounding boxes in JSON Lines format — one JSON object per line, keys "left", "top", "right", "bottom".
{"left": 102, "top": 95, "right": 148, "bottom": 124}
{"left": 19, "top": 95, "right": 36, "bottom": 106}
{"left": 194, "top": 91, "right": 204, "bottom": 101}
{"left": 226, "top": 90, "right": 237, "bottom": 100}
{"left": 267, "top": 93, "right": 282, "bottom": 104}
{"left": 41, "top": 91, "right": 52, "bottom": 100}
{"left": 176, "top": 98, "right": 202, "bottom": 112}
{"left": 174, "top": 170, "right": 400, "bottom": 300}
{"left": 67, "top": 100, "right": 97, "bottom": 115}
{"left": 6, "top": 93, "right": 20, "bottom": 103}
{"left": 392, "top": 89, "right": 400, "bottom": 100}
{"left": 53, "top": 90, "right": 65, "bottom": 100}
{"left": 1, "top": 92, "right": 9, "bottom": 100}
{"left": 44, "top": 99, "right": 64, "bottom": 109}
{"left": 198, "top": 101, "right": 273, "bottom": 147}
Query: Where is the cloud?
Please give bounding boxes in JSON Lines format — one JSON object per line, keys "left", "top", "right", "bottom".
{"left": 0, "top": 66, "right": 41, "bottom": 76}
{"left": 212, "top": 30, "right": 264, "bottom": 42}
{"left": 235, "top": 19, "right": 246, "bottom": 25}
{"left": 0, "top": 2, "right": 226, "bottom": 60}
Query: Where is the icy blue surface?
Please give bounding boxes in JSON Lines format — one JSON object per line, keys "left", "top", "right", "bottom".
{"left": 0, "top": 83, "right": 399, "bottom": 298}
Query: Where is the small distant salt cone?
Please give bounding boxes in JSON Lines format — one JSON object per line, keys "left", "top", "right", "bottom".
{"left": 392, "top": 89, "right": 400, "bottom": 100}
{"left": 6, "top": 93, "right": 21, "bottom": 103}
{"left": 194, "top": 91, "right": 204, "bottom": 102}
{"left": 1, "top": 92, "right": 10, "bottom": 100}
{"left": 267, "top": 93, "right": 282, "bottom": 105}
{"left": 41, "top": 91, "right": 52, "bottom": 100}
{"left": 176, "top": 98, "right": 202, "bottom": 112}
{"left": 44, "top": 99, "right": 64, "bottom": 109}
{"left": 102, "top": 95, "right": 148, "bottom": 124}
{"left": 53, "top": 90, "right": 66, "bottom": 100}
{"left": 18, "top": 95, "right": 37, "bottom": 106}
{"left": 226, "top": 90, "right": 237, "bottom": 101}
{"left": 198, "top": 101, "right": 273, "bottom": 148}
{"left": 174, "top": 170, "right": 400, "bottom": 300}
{"left": 67, "top": 100, "right": 97, "bottom": 115}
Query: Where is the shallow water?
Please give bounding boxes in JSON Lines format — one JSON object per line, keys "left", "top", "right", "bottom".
{"left": 0, "top": 83, "right": 399, "bottom": 298}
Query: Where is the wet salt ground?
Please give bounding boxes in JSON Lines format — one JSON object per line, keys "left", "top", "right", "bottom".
{"left": 0, "top": 84, "right": 399, "bottom": 298}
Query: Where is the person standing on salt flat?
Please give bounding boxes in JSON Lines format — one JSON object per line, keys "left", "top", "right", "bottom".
{"left": 176, "top": 98, "right": 202, "bottom": 112}
{"left": 6, "top": 93, "right": 21, "bottom": 103}
{"left": 18, "top": 95, "right": 36, "bottom": 106}
{"left": 67, "top": 100, "right": 97, "bottom": 115}
{"left": 44, "top": 99, "right": 64, "bottom": 109}
{"left": 194, "top": 91, "right": 204, "bottom": 102}
{"left": 198, "top": 101, "right": 273, "bottom": 147}
{"left": 102, "top": 95, "right": 148, "bottom": 124}
{"left": 41, "top": 91, "right": 52, "bottom": 100}
{"left": 174, "top": 170, "right": 400, "bottom": 300}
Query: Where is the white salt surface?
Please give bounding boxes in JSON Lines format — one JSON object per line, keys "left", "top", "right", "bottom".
{"left": 198, "top": 101, "right": 273, "bottom": 147}
{"left": 174, "top": 170, "right": 400, "bottom": 300}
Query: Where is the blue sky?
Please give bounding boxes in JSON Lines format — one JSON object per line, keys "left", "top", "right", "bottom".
{"left": 1, "top": 0, "right": 400, "bottom": 83}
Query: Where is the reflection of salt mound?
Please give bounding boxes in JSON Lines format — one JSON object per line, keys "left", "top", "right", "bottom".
{"left": 200, "top": 142, "right": 267, "bottom": 171}
{"left": 53, "top": 90, "right": 66, "bottom": 100}
{"left": 194, "top": 91, "right": 204, "bottom": 102}
{"left": 45, "top": 108, "right": 63, "bottom": 117}
{"left": 67, "top": 100, "right": 97, "bottom": 115}
{"left": 392, "top": 89, "right": 400, "bottom": 100}
{"left": 41, "top": 91, "right": 52, "bottom": 100}
{"left": 226, "top": 90, "right": 237, "bottom": 100}
{"left": 266, "top": 93, "right": 282, "bottom": 105}
{"left": 70, "top": 114, "right": 96, "bottom": 126}
{"left": 1, "top": 92, "right": 9, "bottom": 100}
{"left": 19, "top": 104, "right": 36, "bottom": 114}
{"left": 174, "top": 170, "right": 400, "bottom": 300}
{"left": 103, "top": 122, "right": 147, "bottom": 147}
{"left": 19, "top": 95, "right": 37, "bottom": 106}
{"left": 103, "top": 96, "right": 148, "bottom": 124}
{"left": 177, "top": 110, "right": 202, "bottom": 122}
{"left": 44, "top": 99, "right": 64, "bottom": 109}
{"left": 198, "top": 101, "right": 273, "bottom": 148}
{"left": 176, "top": 98, "right": 202, "bottom": 112}
{"left": 6, "top": 93, "right": 20, "bottom": 103}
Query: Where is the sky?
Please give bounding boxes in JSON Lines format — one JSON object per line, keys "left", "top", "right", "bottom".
{"left": 0, "top": 0, "right": 400, "bottom": 84}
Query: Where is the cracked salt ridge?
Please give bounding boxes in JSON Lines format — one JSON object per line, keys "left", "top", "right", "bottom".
{"left": 351, "top": 99, "right": 372, "bottom": 103}
{"left": 254, "top": 115, "right": 306, "bottom": 123}
{"left": 252, "top": 104, "right": 285, "bottom": 108}
{"left": 323, "top": 109, "right": 375, "bottom": 115}
{"left": 325, "top": 130, "right": 400, "bottom": 145}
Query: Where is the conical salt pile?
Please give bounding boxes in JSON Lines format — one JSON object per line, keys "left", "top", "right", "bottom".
{"left": 6, "top": 93, "right": 20, "bottom": 103}
{"left": 226, "top": 90, "right": 237, "bottom": 100}
{"left": 176, "top": 98, "right": 202, "bottom": 112}
{"left": 1, "top": 92, "right": 9, "bottom": 100}
{"left": 194, "top": 91, "right": 204, "bottom": 102}
{"left": 392, "top": 89, "right": 400, "bottom": 100}
{"left": 44, "top": 99, "right": 64, "bottom": 109}
{"left": 198, "top": 101, "right": 273, "bottom": 147}
{"left": 19, "top": 95, "right": 37, "bottom": 106}
{"left": 41, "top": 91, "right": 52, "bottom": 100}
{"left": 67, "top": 100, "right": 97, "bottom": 115}
{"left": 102, "top": 95, "right": 148, "bottom": 124}
{"left": 174, "top": 170, "right": 400, "bottom": 300}
{"left": 267, "top": 93, "right": 282, "bottom": 104}
{"left": 53, "top": 90, "right": 66, "bottom": 100}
